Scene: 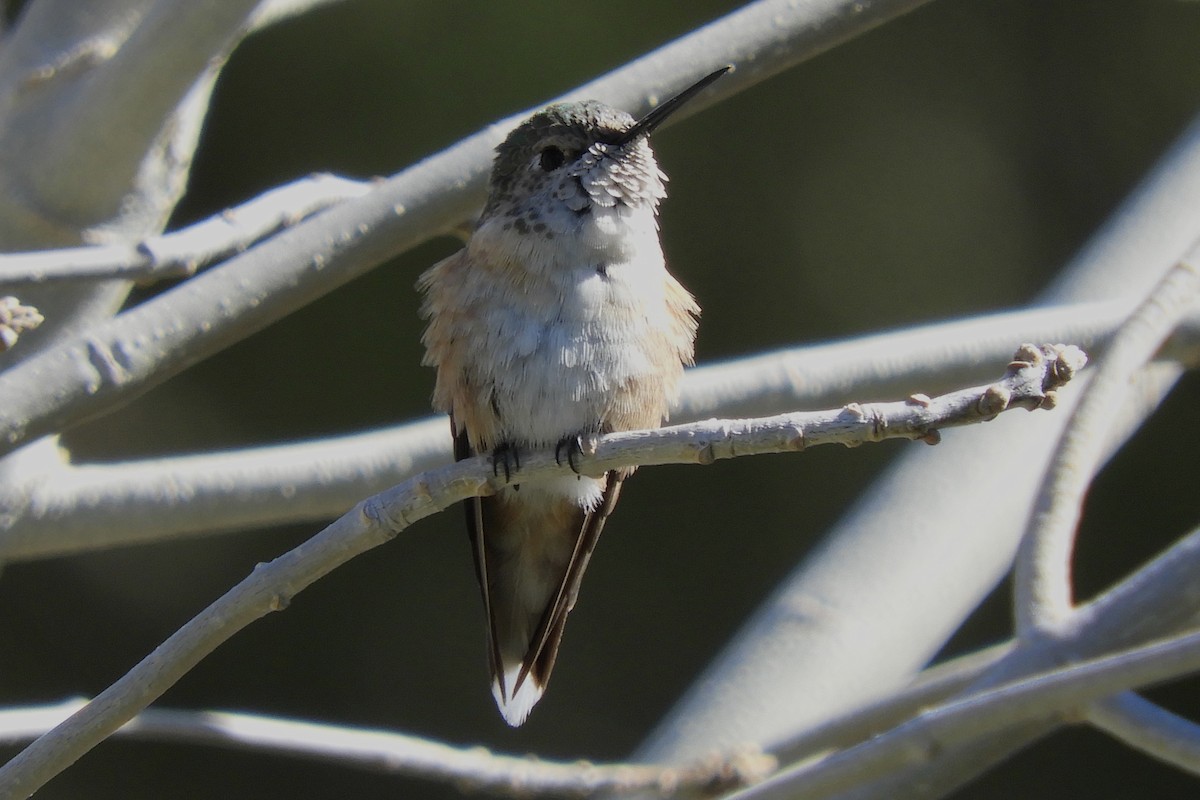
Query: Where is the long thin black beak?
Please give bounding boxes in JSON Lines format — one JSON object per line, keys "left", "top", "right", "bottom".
{"left": 616, "top": 66, "right": 730, "bottom": 147}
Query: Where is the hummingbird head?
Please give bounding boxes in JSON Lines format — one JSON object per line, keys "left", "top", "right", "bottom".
{"left": 482, "top": 101, "right": 662, "bottom": 228}
{"left": 478, "top": 67, "right": 730, "bottom": 237}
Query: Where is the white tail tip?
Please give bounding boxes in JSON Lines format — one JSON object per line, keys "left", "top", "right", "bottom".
{"left": 492, "top": 665, "right": 544, "bottom": 727}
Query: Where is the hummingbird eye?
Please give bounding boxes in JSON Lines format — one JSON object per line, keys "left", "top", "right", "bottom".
{"left": 538, "top": 146, "right": 566, "bottom": 172}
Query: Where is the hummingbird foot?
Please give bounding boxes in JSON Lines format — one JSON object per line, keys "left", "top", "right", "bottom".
{"left": 554, "top": 435, "right": 586, "bottom": 475}
{"left": 491, "top": 442, "right": 521, "bottom": 484}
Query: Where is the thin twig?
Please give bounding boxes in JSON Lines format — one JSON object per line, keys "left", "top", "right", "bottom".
{"left": 0, "top": 699, "right": 772, "bottom": 798}
{"left": 0, "top": 175, "right": 371, "bottom": 285}
{"left": 0, "top": 649, "right": 1007, "bottom": 797}
{"left": 1014, "top": 249, "right": 1200, "bottom": 632}
{"left": 677, "top": 298, "right": 1182, "bottom": 419}
{"left": 0, "top": 346, "right": 1078, "bottom": 799}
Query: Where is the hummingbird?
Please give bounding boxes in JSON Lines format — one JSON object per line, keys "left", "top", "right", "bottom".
{"left": 418, "top": 67, "right": 727, "bottom": 726}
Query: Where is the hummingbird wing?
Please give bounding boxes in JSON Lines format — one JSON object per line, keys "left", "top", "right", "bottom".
{"left": 509, "top": 470, "right": 626, "bottom": 700}
{"left": 452, "top": 418, "right": 507, "bottom": 716}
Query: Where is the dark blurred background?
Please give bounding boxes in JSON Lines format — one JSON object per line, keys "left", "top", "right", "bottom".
{"left": 2, "top": 0, "right": 1199, "bottom": 797}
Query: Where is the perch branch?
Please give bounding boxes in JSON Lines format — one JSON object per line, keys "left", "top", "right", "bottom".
{"left": 1, "top": 300, "right": 1142, "bottom": 561}
{"left": 0, "top": 344, "right": 1077, "bottom": 799}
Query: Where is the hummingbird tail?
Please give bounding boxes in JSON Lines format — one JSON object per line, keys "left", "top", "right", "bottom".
{"left": 492, "top": 663, "right": 545, "bottom": 727}
{"left": 473, "top": 473, "right": 626, "bottom": 726}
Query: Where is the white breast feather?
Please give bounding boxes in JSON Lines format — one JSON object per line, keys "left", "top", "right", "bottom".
{"left": 468, "top": 203, "right": 668, "bottom": 448}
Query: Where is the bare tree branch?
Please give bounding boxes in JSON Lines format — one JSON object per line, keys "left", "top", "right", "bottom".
{"left": 0, "top": 346, "right": 1075, "bottom": 799}
{"left": 677, "top": 299, "right": 1185, "bottom": 418}
{"left": 1087, "top": 694, "right": 1200, "bottom": 777}
{"left": 742, "top": 519, "right": 1195, "bottom": 793}
{"left": 0, "top": 0, "right": 275, "bottom": 397}
{"left": 729, "top": 629, "right": 1200, "bottom": 800}
{"left": 771, "top": 643, "right": 1012, "bottom": 767}
{"left": 0, "top": 699, "right": 772, "bottom": 799}
{"left": 0, "top": 175, "right": 371, "bottom": 285}
{"left": 872, "top": 520, "right": 1200, "bottom": 800}
{"left": 0, "top": 2, "right": 1194, "bottom": 797}
{"left": 1014, "top": 254, "right": 1200, "bottom": 631}
{"left": 10, "top": 0, "right": 259, "bottom": 234}
{"left": 0, "top": 418, "right": 449, "bottom": 560}
{"left": 734, "top": 521, "right": 1200, "bottom": 798}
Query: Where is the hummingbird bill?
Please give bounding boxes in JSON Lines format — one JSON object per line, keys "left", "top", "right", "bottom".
{"left": 419, "top": 67, "right": 727, "bottom": 726}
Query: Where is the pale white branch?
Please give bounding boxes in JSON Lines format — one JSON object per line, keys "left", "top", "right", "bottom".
{"left": 33, "top": 0, "right": 261, "bottom": 224}
{"left": 838, "top": 522, "right": 1200, "bottom": 799}
{"left": 730, "top": 630, "right": 1200, "bottom": 800}
{"left": 0, "top": 348, "right": 1074, "bottom": 798}
{"left": 772, "top": 643, "right": 1012, "bottom": 767}
{"left": 773, "top": 523, "right": 1200, "bottom": 783}
{"left": 0, "top": 699, "right": 772, "bottom": 798}
{"left": 0, "top": 174, "right": 371, "bottom": 285}
{"left": 0, "top": 419, "right": 449, "bottom": 561}
{"left": 1087, "top": 694, "right": 1200, "bottom": 776}
{"left": 678, "top": 299, "right": 1169, "bottom": 418}
{"left": 0, "top": 0, "right": 259, "bottom": 240}
{"left": 1068, "top": 525, "right": 1200, "bottom": 654}
{"left": 1014, "top": 252, "right": 1200, "bottom": 632}
{"left": 248, "top": 0, "right": 350, "bottom": 31}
